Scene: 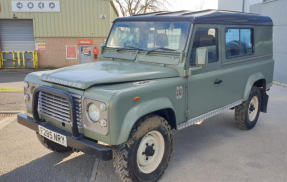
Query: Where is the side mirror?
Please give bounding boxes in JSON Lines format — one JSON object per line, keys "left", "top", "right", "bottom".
{"left": 196, "top": 47, "right": 208, "bottom": 66}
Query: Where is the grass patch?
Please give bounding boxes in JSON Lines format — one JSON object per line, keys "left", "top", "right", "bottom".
{"left": 0, "top": 88, "right": 24, "bottom": 92}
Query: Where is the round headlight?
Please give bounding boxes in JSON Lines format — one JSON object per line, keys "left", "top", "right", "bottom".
{"left": 88, "top": 103, "right": 100, "bottom": 122}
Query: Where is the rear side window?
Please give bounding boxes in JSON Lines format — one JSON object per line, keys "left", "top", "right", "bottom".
{"left": 225, "top": 28, "right": 254, "bottom": 58}
{"left": 190, "top": 28, "right": 218, "bottom": 65}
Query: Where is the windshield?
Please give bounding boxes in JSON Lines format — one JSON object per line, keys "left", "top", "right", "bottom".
{"left": 106, "top": 21, "right": 191, "bottom": 53}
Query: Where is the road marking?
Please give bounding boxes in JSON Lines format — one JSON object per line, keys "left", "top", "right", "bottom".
{"left": 90, "top": 158, "right": 100, "bottom": 182}
{"left": 0, "top": 115, "right": 17, "bottom": 130}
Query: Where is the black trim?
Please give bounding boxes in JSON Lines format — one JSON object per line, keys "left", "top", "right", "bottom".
{"left": 17, "top": 113, "right": 113, "bottom": 161}
{"left": 113, "top": 10, "right": 273, "bottom": 26}
{"left": 32, "top": 85, "right": 80, "bottom": 138}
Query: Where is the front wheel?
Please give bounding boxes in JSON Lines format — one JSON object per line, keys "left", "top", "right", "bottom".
{"left": 235, "top": 86, "right": 262, "bottom": 130}
{"left": 113, "top": 115, "right": 173, "bottom": 182}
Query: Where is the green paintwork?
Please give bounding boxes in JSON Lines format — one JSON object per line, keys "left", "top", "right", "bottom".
{"left": 39, "top": 61, "right": 179, "bottom": 89}
{"left": 0, "top": 0, "right": 118, "bottom": 37}
{"left": 23, "top": 20, "right": 274, "bottom": 146}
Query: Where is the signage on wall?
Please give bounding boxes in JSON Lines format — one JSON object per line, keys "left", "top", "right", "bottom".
{"left": 66, "top": 45, "right": 77, "bottom": 60}
{"left": 35, "top": 40, "right": 46, "bottom": 50}
{"left": 101, "top": 15, "right": 106, "bottom": 19}
{"left": 12, "top": 1, "right": 60, "bottom": 12}
{"left": 78, "top": 39, "right": 93, "bottom": 45}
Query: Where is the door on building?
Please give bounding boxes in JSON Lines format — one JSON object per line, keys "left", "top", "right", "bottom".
{"left": 0, "top": 19, "right": 35, "bottom": 68}
{"left": 80, "top": 45, "right": 93, "bottom": 64}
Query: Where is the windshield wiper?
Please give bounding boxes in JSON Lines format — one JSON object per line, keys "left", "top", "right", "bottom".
{"left": 116, "top": 46, "right": 144, "bottom": 52}
{"left": 147, "top": 47, "right": 179, "bottom": 54}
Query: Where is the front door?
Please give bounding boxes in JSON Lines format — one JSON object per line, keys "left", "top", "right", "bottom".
{"left": 80, "top": 45, "right": 93, "bottom": 64}
{"left": 187, "top": 25, "right": 224, "bottom": 120}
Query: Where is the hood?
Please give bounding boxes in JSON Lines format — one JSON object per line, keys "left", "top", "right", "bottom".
{"left": 40, "top": 61, "right": 179, "bottom": 89}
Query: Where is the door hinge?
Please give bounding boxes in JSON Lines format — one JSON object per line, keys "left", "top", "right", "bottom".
{"left": 184, "top": 70, "right": 189, "bottom": 77}
{"left": 185, "top": 110, "right": 189, "bottom": 119}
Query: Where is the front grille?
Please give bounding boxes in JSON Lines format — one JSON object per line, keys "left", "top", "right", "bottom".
{"left": 38, "top": 91, "right": 82, "bottom": 127}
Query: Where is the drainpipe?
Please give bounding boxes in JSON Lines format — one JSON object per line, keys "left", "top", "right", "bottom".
{"left": 242, "top": 0, "right": 245, "bottom": 12}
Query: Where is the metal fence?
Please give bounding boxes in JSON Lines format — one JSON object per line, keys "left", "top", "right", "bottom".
{"left": 0, "top": 51, "right": 38, "bottom": 69}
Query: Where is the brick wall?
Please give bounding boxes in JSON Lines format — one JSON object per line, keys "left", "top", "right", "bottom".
{"left": 35, "top": 37, "right": 105, "bottom": 68}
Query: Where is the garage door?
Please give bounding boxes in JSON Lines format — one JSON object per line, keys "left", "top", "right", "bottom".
{"left": 0, "top": 19, "right": 35, "bottom": 51}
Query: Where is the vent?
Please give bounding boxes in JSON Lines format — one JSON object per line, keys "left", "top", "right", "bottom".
{"left": 38, "top": 91, "right": 82, "bottom": 127}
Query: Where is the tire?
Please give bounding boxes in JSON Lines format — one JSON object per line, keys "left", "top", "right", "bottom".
{"left": 235, "top": 86, "right": 262, "bottom": 130}
{"left": 113, "top": 115, "right": 173, "bottom": 182}
{"left": 36, "top": 133, "right": 72, "bottom": 153}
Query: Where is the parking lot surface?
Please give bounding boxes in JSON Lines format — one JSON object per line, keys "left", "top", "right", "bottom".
{"left": 1, "top": 85, "right": 287, "bottom": 182}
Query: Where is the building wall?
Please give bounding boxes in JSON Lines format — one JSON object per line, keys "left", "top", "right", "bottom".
{"left": 250, "top": 0, "right": 287, "bottom": 83}
{"left": 35, "top": 37, "right": 105, "bottom": 68}
{"left": 0, "top": 0, "right": 117, "bottom": 37}
{"left": 218, "top": 0, "right": 261, "bottom": 12}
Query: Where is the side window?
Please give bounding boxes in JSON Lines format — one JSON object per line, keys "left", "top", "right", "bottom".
{"left": 190, "top": 28, "right": 218, "bottom": 66}
{"left": 225, "top": 28, "right": 254, "bottom": 58}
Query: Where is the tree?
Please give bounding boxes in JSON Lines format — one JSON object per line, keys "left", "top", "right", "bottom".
{"left": 113, "top": 0, "right": 172, "bottom": 17}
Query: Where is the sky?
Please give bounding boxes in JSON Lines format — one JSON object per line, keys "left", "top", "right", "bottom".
{"left": 168, "top": 0, "right": 218, "bottom": 11}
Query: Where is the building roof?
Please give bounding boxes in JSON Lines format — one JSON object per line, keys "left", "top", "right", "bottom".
{"left": 114, "top": 9, "right": 273, "bottom": 26}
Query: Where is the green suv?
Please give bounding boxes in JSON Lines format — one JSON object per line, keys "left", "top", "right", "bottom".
{"left": 18, "top": 10, "right": 274, "bottom": 182}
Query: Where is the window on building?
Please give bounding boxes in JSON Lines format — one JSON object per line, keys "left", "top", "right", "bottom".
{"left": 225, "top": 28, "right": 254, "bottom": 58}
{"left": 190, "top": 28, "right": 218, "bottom": 65}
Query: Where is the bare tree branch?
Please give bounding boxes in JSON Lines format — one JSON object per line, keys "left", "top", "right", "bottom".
{"left": 113, "top": 0, "right": 172, "bottom": 17}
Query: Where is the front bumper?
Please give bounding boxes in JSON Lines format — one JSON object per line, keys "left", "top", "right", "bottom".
{"left": 17, "top": 113, "right": 113, "bottom": 161}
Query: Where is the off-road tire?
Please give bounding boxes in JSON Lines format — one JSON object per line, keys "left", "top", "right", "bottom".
{"left": 235, "top": 86, "right": 262, "bottom": 130}
{"left": 113, "top": 115, "right": 174, "bottom": 182}
{"left": 36, "top": 133, "right": 72, "bottom": 153}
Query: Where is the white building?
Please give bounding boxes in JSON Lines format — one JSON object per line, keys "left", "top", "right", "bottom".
{"left": 219, "top": 0, "right": 287, "bottom": 84}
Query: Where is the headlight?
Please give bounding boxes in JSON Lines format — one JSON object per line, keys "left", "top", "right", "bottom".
{"left": 88, "top": 103, "right": 100, "bottom": 122}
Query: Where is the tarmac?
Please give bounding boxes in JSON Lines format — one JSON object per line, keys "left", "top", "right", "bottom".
{"left": 0, "top": 84, "right": 287, "bottom": 182}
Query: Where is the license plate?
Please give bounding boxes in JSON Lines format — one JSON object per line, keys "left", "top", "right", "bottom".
{"left": 38, "top": 126, "right": 67, "bottom": 147}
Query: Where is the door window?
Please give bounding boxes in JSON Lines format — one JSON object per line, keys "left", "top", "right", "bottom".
{"left": 225, "top": 28, "right": 253, "bottom": 58}
{"left": 190, "top": 28, "right": 218, "bottom": 65}
{"left": 80, "top": 46, "right": 91, "bottom": 57}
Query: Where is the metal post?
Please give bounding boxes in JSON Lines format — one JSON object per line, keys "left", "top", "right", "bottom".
{"left": 242, "top": 0, "right": 245, "bottom": 12}
{"left": 22, "top": 51, "right": 26, "bottom": 68}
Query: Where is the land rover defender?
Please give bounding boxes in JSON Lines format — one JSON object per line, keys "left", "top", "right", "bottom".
{"left": 18, "top": 10, "right": 274, "bottom": 182}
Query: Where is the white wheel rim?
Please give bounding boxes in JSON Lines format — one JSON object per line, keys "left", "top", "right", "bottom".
{"left": 137, "top": 130, "right": 165, "bottom": 174}
{"left": 248, "top": 96, "right": 259, "bottom": 122}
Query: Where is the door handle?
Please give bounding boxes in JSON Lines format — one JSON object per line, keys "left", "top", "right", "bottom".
{"left": 214, "top": 79, "right": 223, "bottom": 84}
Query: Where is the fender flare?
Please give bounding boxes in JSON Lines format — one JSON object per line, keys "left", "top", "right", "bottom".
{"left": 114, "top": 97, "right": 175, "bottom": 145}
{"left": 243, "top": 72, "right": 265, "bottom": 101}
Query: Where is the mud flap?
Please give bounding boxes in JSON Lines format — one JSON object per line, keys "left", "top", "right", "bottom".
{"left": 261, "top": 91, "right": 269, "bottom": 113}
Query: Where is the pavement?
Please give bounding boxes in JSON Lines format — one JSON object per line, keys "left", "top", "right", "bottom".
{"left": 0, "top": 69, "right": 34, "bottom": 89}
{"left": 0, "top": 84, "right": 287, "bottom": 182}
{"left": 0, "top": 69, "right": 37, "bottom": 112}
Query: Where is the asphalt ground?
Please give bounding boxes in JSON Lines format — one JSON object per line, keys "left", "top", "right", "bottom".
{"left": 0, "top": 84, "right": 287, "bottom": 182}
{"left": 0, "top": 92, "right": 26, "bottom": 112}
{"left": 0, "top": 69, "right": 34, "bottom": 89}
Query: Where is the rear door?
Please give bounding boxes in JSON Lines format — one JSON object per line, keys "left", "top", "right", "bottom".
{"left": 187, "top": 25, "right": 224, "bottom": 120}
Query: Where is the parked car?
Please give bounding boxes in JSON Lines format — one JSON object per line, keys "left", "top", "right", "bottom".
{"left": 18, "top": 10, "right": 274, "bottom": 182}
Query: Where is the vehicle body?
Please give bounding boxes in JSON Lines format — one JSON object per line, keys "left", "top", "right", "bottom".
{"left": 18, "top": 10, "right": 274, "bottom": 182}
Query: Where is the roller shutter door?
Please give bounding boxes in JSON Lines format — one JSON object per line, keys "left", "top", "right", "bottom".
{"left": 0, "top": 19, "right": 35, "bottom": 51}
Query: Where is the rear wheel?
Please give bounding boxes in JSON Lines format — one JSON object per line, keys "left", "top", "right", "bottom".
{"left": 235, "top": 86, "right": 262, "bottom": 130}
{"left": 113, "top": 115, "right": 173, "bottom": 182}
{"left": 36, "top": 133, "right": 72, "bottom": 153}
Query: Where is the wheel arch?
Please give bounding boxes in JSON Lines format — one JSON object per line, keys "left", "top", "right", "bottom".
{"left": 113, "top": 98, "right": 177, "bottom": 145}
{"left": 243, "top": 72, "right": 266, "bottom": 101}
